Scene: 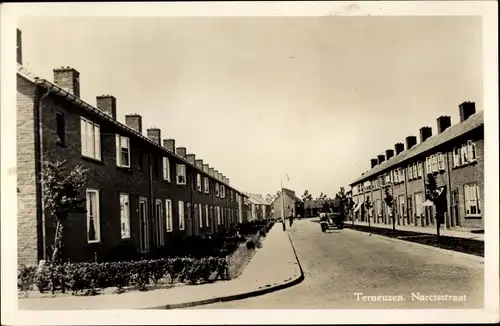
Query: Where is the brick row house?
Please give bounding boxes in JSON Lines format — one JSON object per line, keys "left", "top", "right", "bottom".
{"left": 349, "top": 102, "right": 483, "bottom": 232}
{"left": 17, "top": 60, "right": 247, "bottom": 265}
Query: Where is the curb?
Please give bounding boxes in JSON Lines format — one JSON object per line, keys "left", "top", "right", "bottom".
{"left": 147, "top": 230, "right": 305, "bottom": 310}
{"left": 344, "top": 227, "right": 485, "bottom": 264}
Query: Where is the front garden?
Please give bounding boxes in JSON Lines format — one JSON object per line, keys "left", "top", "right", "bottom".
{"left": 18, "top": 220, "right": 275, "bottom": 298}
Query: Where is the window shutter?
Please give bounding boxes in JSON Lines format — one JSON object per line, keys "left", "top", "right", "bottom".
{"left": 115, "top": 135, "right": 121, "bottom": 166}
{"left": 95, "top": 125, "right": 101, "bottom": 160}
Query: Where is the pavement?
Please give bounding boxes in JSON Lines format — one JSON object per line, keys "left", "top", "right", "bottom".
{"left": 196, "top": 218, "right": 485, "bottom": 309}
{"left": 18, "top": 223, "right": 303, "bottom": 310}
{"left": 349, "top": 220, "right": 485, "bottom": 241}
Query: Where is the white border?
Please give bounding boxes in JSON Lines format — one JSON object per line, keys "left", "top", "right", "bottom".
{"left": 1, "top": 1, "right": 498, "bottom": 325}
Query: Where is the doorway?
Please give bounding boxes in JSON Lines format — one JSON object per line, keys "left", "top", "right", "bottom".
{"left": 139, "top": 197, "right": 149, "bottom": 253}
{"left": 451, "top": 189, "right": 460, "bottom": 227}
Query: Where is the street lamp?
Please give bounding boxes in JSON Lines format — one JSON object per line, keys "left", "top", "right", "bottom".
{"left": 281, "top": 173, "right": 290, "bottom": 231}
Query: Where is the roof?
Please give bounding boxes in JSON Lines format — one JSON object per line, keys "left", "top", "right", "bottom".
{"left": 16, "top": 65, "right": 243, "bottom": 195}
{"left": 350, "top": 110, "right": 484, "bottom": 186}
{"left": 282, "top": 188, "right": 302, "bottom": 202}
{"left": 244, "top": 193, "right": 269, "bottom": 205}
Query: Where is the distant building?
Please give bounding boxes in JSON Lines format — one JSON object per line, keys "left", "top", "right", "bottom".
{"left": 350, "top": 102, "right": 483, "bottom": 232}
{"left": 272, "top": 188, "right": 302, "bottom": 218}
{"left": 304, "top": 199, "right": 338, "bottom": 217}
{"left": 243, "top": 193, "right": 272, "bottom": 221}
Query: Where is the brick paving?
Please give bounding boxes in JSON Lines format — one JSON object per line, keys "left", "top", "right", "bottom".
{"left": 18, "top": 224, "right": 301, "bottom": 310}
{"left": 196, "top": 219, "right": 484, "bottom": 309}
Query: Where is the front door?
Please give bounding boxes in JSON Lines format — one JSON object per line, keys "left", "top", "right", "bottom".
{"left": 186, "top": 203, "right": 193, "bottom": 236}
{"left": 139, "top": 198, "right": 149, "bottom": 253}
{"left": 407, "top": 196, "right": 413, "bottom": 226}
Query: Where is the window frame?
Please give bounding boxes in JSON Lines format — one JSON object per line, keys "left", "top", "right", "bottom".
{"left": 204, "top": 177, "right": 209, "bottom": 194}
{"left": 205, "top": 205, "right": 209, "bottom": 227}
{"left": 176, "top": 164, "right": 187, "bottom": 185}
{"left": 115, "top": 134, "right": 131, "bottom": 168}
{"left": 80, "top": 117, "right": 101, "bottom": 161}
{"left": 119, "top": 193, "right": 131, "bottom": 239}
{"left": 178, "top": 201, "right": 185, "bottom": 230}
{"left": 438, "top": 153, "right": 445, "bottom": 171}
{"left": 165, "top": 199, "right": 173, "bottom": 232}
{"left": 199, "top": 203, "right": 203, "bottom": 228}
{"left": 86, "top": 188, "right": 101, "bottom": 243}
{"left": 163, "top": 157, "right": 171, "bottom": 182}
{"left": 155, "top": 199, "right": 165, "bottom": 246}
{"left": 196, "top": 174, "right": 202, "bottom": 192}
{"left": 464, "top": 183, "right": 481, "bottom": 217}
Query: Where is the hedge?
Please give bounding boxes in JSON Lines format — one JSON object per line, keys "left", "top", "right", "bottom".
{"left": 18, "top": 257, "right": 228, "bottom": 295}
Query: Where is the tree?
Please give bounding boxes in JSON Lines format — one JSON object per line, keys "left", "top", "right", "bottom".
{"left": 41, "top": 160, "right": 89, "bottom": 291}
{"left": 425, "top": 173, "right": 442, "bottom": 241}
{"left": 383, "top": 187, "right": 396, "bottom": 231}
{"left": 301, "top": 190, "right": 313, "bottom": 202}
{"left": 364, "top": 196, "right": 373, "bottom": 228}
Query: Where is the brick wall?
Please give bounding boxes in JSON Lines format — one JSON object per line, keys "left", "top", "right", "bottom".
{"left": 17, "top": 75, "right": 42, "bottom": 266}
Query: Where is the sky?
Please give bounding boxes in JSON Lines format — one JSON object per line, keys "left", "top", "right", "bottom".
{"left": 17, "top": 15, "right": 482, "bottom": 199}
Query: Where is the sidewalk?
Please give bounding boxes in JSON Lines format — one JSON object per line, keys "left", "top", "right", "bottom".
{"left": 18, "top": 224, "right": 303, "bottom": 310}
{"left": 349, "top": 221, "right": 484, "bottom": 241}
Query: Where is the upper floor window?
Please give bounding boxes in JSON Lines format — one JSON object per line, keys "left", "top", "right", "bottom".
{"left": 163, "top": 157, "right": 171, "bottom": 182}
{"left": 196, "top": 174, "right": 202, "bottom": 192}
{"left": 115, "top": 135, "right": 130, "bottom": 168}
{"left": 80, "top": 117, "right": 101, "bottom": 160}
{"left": 176, "top": 164, "right": 186, "bottom": 185}
{"left": 221, "top": 185, "right": 226, "bottom": 198}
{"left": 417, "top": 162, "right": 423, "bottom": 177}
{"left": 204, "top": 177, "right": 209, "bottom": 194}
{"left": 426, "top": 153, "right": 445, "bottom": 174}
{"left": 454, "top": 141, "right": 477, "bottom": 167}
{"left": 215, "top": 183, "right": 220, "bottom": 197}
{"left": 56, "top": 112, "right": 65, "bottom": 144}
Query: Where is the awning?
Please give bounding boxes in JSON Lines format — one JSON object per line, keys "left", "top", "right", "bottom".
{"left": 423, "top": 200, "right": 434, "bottom": 207}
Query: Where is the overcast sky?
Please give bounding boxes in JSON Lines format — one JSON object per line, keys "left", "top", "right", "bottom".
{"left": 17, "top": 16, "right": 482, "bottom": 198}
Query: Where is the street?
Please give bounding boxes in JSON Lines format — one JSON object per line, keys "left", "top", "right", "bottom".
{"left": 191, "top": 218, "right": 484, "bottom": 309}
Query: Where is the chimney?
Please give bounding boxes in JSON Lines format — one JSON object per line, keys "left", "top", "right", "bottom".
{"left": 146, "top": 128, "right": 161, "bottom": 145}
{"left": 227, "top": 178, "right": 230, "bottom": 186}
{"left": 163, "top": 139, "right": 175, "bottom": 152}
{"left": 377, "top": 154, "right": 385, "bottom": 165}
{"left": 53, "top": 66, "right": 80, "bottom": 97}
{"left": 203, "top": 164, "right": 209, "bottom": 173}
{"left": 419, "top": 126, "right": 433, "bottom": 143}
{"left": 385, "top": 149, "right": 394, "bottom": 160}
{"left": 405, "top": 136, "right": 417, "bottom": 150}
{"left": 195, "top": 159, "right": 204, "bottom": 169}
{"left": 459, "top": 102, "right": 476, "bottom": 122}
{"left": 176, "top": 147, "right": 187, "bottom": 158}
{"left": 17, "top": 29, "right": 22, "bottom": 65}
{"left": 370, "top": 158, "right": 378, "bottom": 168}
{"left": 125, "top": 114, "right": 142, "bottom": 133}
{"left": 209, "top": 167, "right": 215, "bottom": 177}
{"left": 437, "top": 116, "right": 451, "bottom": 133}
{"left": 96, "top": 95, "right": 117, "bottom": 119}
{"left": 186, "top": 154, "right": 196, "bottom": 165}
{"left": 394, "top": 143, "right": 405, "bottom": 155}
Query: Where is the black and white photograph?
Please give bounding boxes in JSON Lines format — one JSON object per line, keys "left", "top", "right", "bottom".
{"left": 1, "top": 1, "right": 498, "bottom": 325}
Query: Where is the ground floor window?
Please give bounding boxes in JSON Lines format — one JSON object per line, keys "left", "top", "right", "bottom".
{"left": 155, "top": 199, "right": 165, "bottom": 246}
{"left": 119, "top": 193, "right": 130, "bottom": 239}
{"left": 86, "top": 189, "right": 100, "bottom": 243}
{"left": 464, "top": 183, "right": 481, "bottom": 217}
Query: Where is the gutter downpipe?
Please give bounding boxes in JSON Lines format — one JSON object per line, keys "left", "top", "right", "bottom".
{"left": 38, "top": 85, "right": 52, "bottom": 262}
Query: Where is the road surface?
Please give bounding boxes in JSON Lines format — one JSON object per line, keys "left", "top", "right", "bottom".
{"left": 191, "top": 218, "right": 484, "bottom": 309}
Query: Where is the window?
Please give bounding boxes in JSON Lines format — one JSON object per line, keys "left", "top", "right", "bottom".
{"left": 120, "top": 193, "right": 130, "bottom": 239}
{"left": 415, "top": 192, "right": 424, "bottom": 217}
{"left": 217, "top": 206, "right": 221, "bottom": 225}
{"left": 412, "top": 164, "right": 418, "bottom": 179}
{"left": 221, "top": 185, "right": 225, "bottom": 198}
{"left": 56, "top": 112, "right": 65, "bottom": 144}
{"left": 204, "top": 177, "right": 209, "bottom": 194}
{"left": 178, "top": 201, "right": 185, "bottom": 230}
{"left": 197, "top": 174, "right": 202, "bottom": 192}
{"left": 461, "top": 144, "right": 469, "bottom": 165}
{"left": 80, "top": 117, "right": 101, "bottom": 160}
{"left": 205, "top": 205, "right": 209, "bottom": 227}
{"left": 453, "top": 147, "right": 461, "bottom": 167}
{"left": 163, "top": 157, "right": 170, "bottom": 181}
{"left": 215, "top": 183, "right": 220, "bottom": 197}
{"left": 464, "top": 184, "right": 481, "bottom": 216}
{"left": 398, "top": 195, "right": 405, "bottom": 216}
{"left": 438, "top": 153, "right": 445, "bottom": 171}
{"left": 431, "top": 155, "right": 438, "bottom": 172}
{"left": 425, "top": 157, "right": 431, "bottom": 174}
{"left": 86, "top": 189, "right": 100, "bottom": 243}
{"left": 393, "top": 170, "right": 399, "bottom": 183}
{"left": 176, "top": 164, "right": 186, "bottom": 185}
{"left": 199, "top": 204, "right": 203, "bottom": 227}
{"left": 417, "top": 162, "right": 423, "bottom": 177}
{"left": 115, "top": 135, "right": 130, "bottom": 168}
{"left": 467, "top": 141, "right": 477, "bottom": 162}
{"left": 165, "top": 199, "right": 173, "bottom": 232}
{"left": 376, "top": 199, "right": 382, "bottom": 216}
{"left": 155, "top": 200, "right": 165, "bottom": 246}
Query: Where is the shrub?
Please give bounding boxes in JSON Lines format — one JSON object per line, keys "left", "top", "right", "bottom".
{"left": 246, "top": 239, "right": 256, "bottom": 250}
{"left": 19, "top": 256, "right": 228, "bottom": 295}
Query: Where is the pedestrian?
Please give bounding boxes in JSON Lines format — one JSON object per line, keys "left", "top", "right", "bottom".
{"left": 289, "top": 213, "right": 294, "bottom": 227}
